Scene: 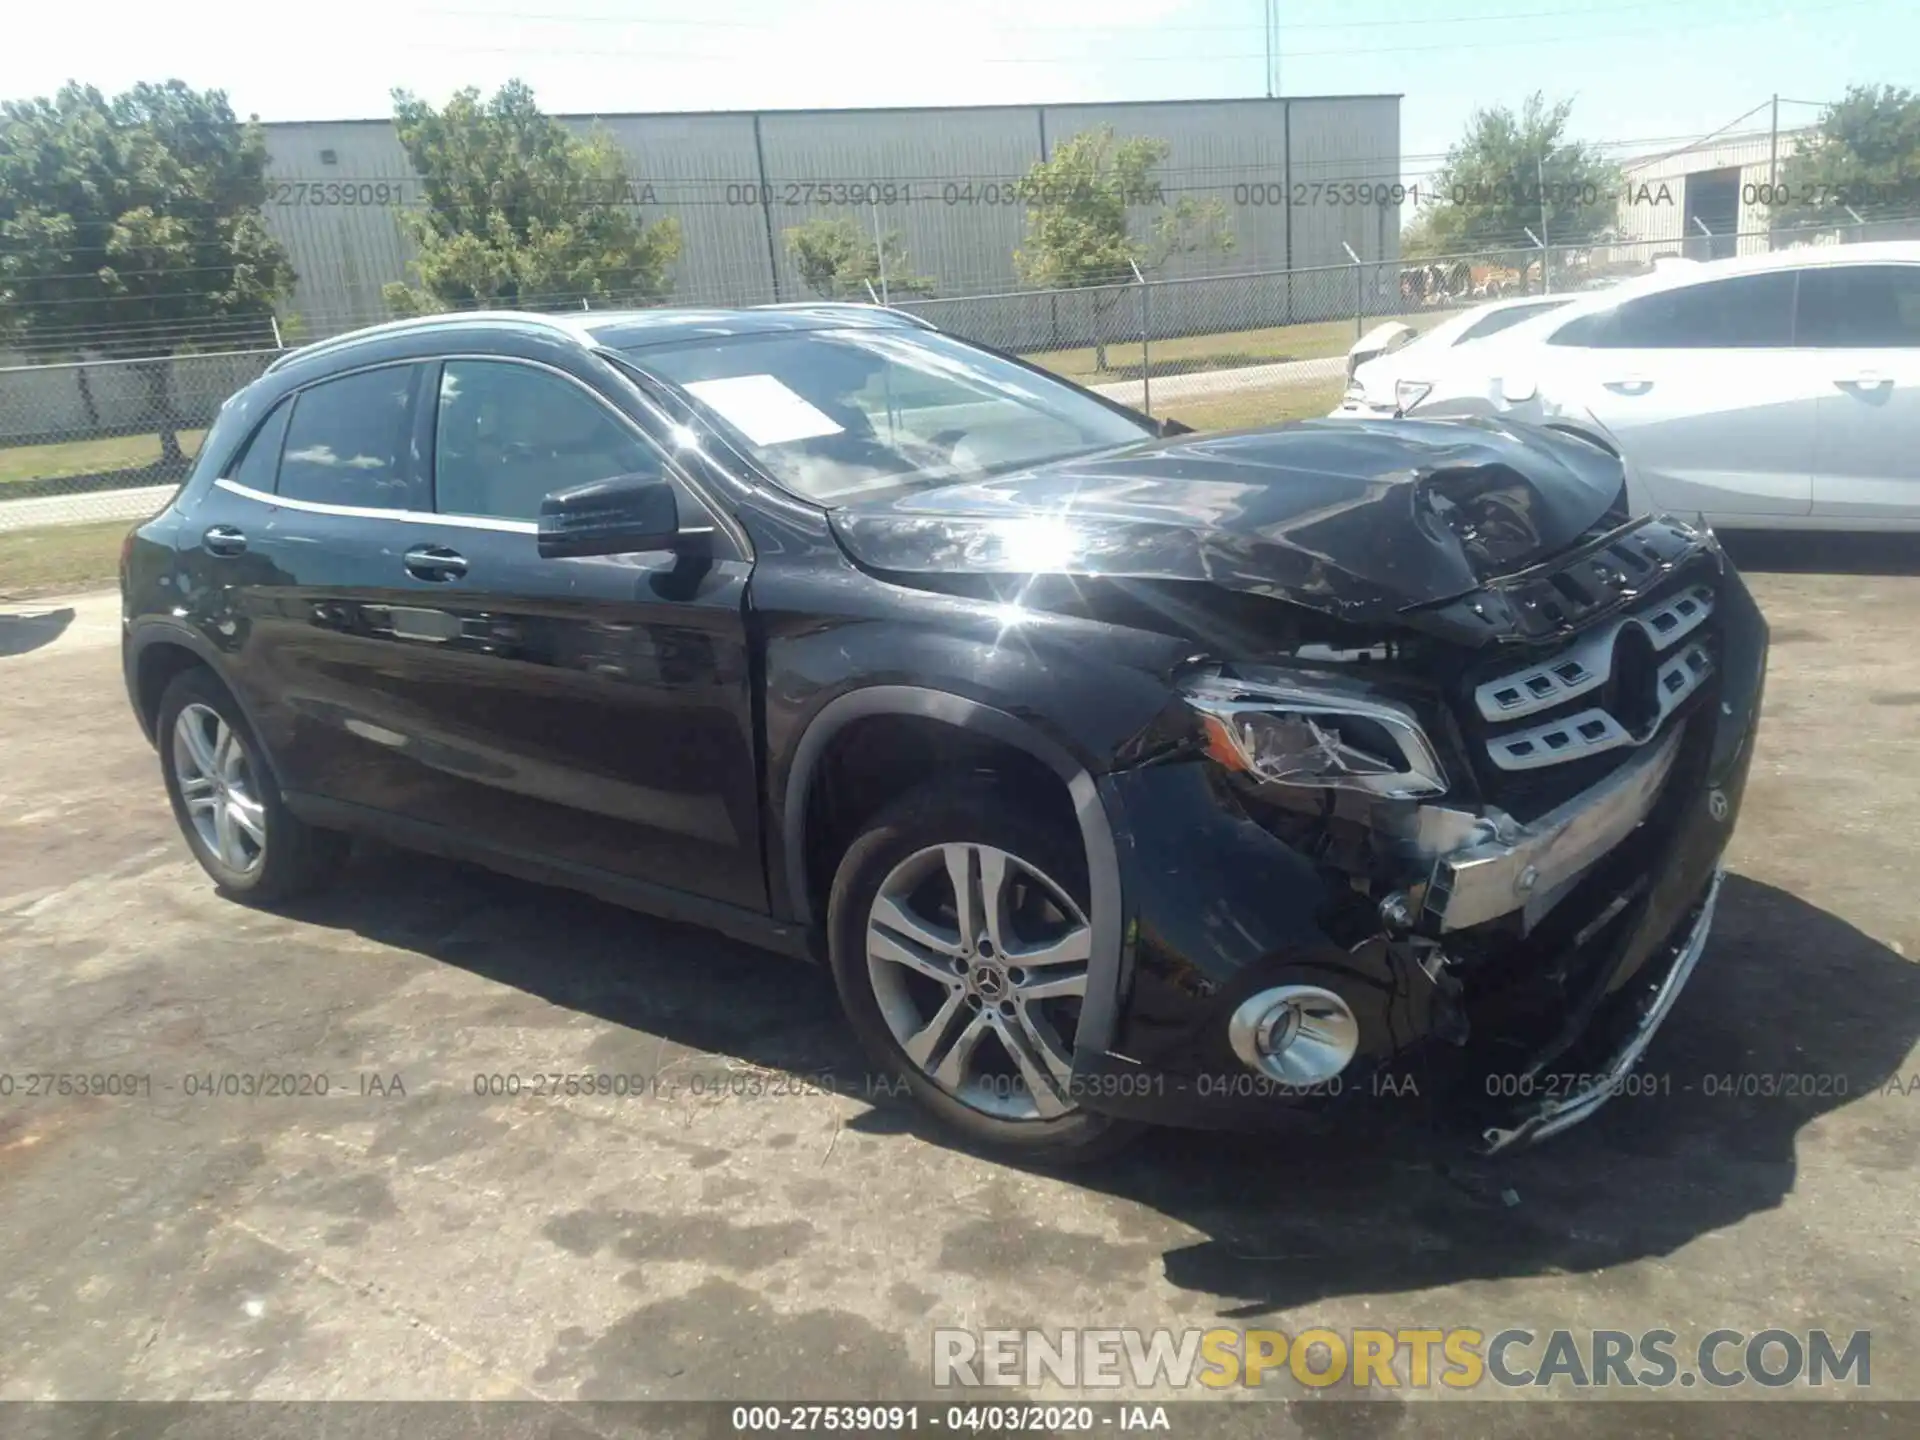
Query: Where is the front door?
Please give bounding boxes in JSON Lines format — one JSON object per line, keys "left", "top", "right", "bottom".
{"left": 1553, "top": 269, "right": 1813, "bottom": 521}
{"left": 349, "top": 356, "right": 766, "bottom": 911}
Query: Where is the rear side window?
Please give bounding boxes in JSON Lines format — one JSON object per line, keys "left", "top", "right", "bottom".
{"left": 1795, "top": 265, "right": 1920, "bottom": 347}
{"left": 278, "top": 365, "right": 426, "bottom": 510}
{"left": 1554, "top": 272, "right": 1796, "bottom": 349}
{"left": 433, "top": 359, "right": 661, "bottom": 521}
{"left": 227, "top": 399, "right": 292, "bottom": 491}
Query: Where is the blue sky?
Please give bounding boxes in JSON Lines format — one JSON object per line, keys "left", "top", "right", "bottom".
{"left": 1, "top": 0, "right": 1911, "bottom": 174}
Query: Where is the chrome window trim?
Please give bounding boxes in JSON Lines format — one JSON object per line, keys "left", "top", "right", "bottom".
{"left": 223, "top": 350, "right": 752, "bottom": 558}
{"left": 212, "top": 477, "right": 537, "bottom": 533}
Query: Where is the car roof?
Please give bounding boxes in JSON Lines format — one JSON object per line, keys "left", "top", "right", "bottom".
{"left": 266, "top": 302, "right": 931, "bottom": 374}
{"left": 1457, "top": 240, "right": 1920, "bottom": 351}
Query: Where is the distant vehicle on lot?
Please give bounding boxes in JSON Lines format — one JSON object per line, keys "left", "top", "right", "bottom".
{"left": 1335, "top": 295, "right": 1577, "bottom": 417}
{"left": 118, "top": 304, "right": 1764, "bottom": 1161}
{"left": 1386, "top": 242, "right": 1920, "bottom": 532}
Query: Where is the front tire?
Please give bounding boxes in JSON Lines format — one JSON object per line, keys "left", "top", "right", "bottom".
{"left": 156, "top": 668, "right": 347, "bottom": 905}
{"left": 826, "top": 777, "right": 1137, "bottom": 1164}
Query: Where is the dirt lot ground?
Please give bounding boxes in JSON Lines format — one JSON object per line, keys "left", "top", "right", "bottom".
{"left": 1, "top": 539, "right": 1916, "bottom": 1433}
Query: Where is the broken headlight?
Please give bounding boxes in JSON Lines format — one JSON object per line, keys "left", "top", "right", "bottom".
{"left": 1181, "top": 671, "right": 1449, "bottom": 800}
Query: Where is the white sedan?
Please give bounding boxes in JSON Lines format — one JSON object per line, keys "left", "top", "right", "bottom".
{"left": 1333, "top": 294, "right": 1576, "bottom": 419}
{"left": 1383, "top": 242, "right": 1920, "bottom": 532}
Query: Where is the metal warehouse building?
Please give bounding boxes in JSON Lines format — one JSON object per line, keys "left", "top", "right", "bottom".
{"left": 258, "top": 94, "right": 1402, "bottom": 349}
{"left": 1607, "top": 127, "right": 1814, "bottom": 260}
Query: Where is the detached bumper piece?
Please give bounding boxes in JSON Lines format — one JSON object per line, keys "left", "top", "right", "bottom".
{"left": 1480, "top": 865, "right": 1724, "bottom": 1153}
{"left": 1422, "top": 728, "right": 1680, "bottom": 934}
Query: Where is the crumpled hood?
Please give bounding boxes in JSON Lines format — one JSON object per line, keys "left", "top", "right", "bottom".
{"left": 829, "top": 416, "right": 1627, "bottom": 623}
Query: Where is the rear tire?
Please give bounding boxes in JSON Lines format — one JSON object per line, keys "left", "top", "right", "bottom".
{"left": 156, "top": 668, "right": 348, "bottom": 906}
{"left": 826, "top": 776, "right": 1138, "bottom": 1165}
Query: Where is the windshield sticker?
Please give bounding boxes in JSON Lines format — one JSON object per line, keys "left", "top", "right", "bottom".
{"left": 684, "top": 375, "right": 846, "bottom": 446}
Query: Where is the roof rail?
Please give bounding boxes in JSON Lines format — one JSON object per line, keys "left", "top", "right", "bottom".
{"left": 749, "top": 301, "right": 939, "bottom": 332}
{"left": 265, "top": 310, "right": 587, "bottom": 374}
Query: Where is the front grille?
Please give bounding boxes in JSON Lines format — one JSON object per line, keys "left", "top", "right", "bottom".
{"left": 1452, "top": 551, "right": 1722, "bottom": 821}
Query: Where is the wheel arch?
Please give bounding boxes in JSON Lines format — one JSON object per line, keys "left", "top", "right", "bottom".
{"left": 127, "top": 623, "right": 285, "bottom": 788}
{"left": 781, "top": 686, "right": 1127, "bottom": 1058}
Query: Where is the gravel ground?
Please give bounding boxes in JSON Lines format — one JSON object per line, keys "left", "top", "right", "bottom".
{"left": 0, "top": 542, "right": 1915, "bottom": 1435}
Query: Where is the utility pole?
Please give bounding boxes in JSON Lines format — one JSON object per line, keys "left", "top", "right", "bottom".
{"left": 1264, "top": 0, "right": 1280, "bottom": 99}
{"left": 1768, "top": 93, "right": 1780, "bottom": 190}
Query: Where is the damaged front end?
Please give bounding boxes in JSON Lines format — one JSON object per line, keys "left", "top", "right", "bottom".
{"left": 1078, "top": 512, "right": 1767, "bottom": 1153}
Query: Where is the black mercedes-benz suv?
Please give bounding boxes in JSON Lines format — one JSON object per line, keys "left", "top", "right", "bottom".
{"left": 119, "top": 302, "right": 1767, "bottom": 1162}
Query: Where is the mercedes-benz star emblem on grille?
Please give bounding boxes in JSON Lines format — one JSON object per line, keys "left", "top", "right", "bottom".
{"left": 1479, "top": 586, "right": 1717, "bottom": 773}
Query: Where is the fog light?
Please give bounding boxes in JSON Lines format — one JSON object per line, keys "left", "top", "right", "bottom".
{"left": 1227, "top": 985, "right": 1360, "bottom": 1085}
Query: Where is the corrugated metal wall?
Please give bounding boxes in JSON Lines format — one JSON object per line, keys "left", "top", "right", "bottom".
{"left": 255, "top": 95, "right": 1401, "bottom": 345}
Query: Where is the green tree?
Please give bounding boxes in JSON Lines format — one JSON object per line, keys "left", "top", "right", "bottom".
{"left": 1012, "top": 126, "right": 1232, "bottom": 370}
{"left": 1409, "top": 93, "right": 1617, "bottom": 288}
{"left": 783, "top": 216, "right": 931, "bottom": 301}
{"left": 1775, "top": 84, "right": 1920, "bottom": 230}
{"left": 0, "top": 80, "right": 293, "bottom": 464}
{"left": 383, "top": 80, "right": 681, "bottom": 317}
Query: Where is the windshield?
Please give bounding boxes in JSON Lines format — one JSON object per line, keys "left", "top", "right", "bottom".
{"left": 622, "top": 326, "right": 1157, "bottom": 502}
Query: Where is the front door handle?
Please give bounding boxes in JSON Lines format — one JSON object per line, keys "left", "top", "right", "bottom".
{"left": 1837, "top": 372, "right": 1892, "bottom": 391}
{"left": 403, "top": 545, "right": 468, "bottom": 582}
{"left": 1602, "top": 378, "right": 1654, "bottom": 395}
{"left": 202, "top": 524, "right": 248, "bottom": 557}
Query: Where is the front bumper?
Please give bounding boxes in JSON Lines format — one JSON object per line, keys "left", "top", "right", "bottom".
{"left": 1071, "top": 559, "right": 1768, "bottom": 1149}
{"left": 1477, "top": 866, "right": 1723, "bottom": 1151}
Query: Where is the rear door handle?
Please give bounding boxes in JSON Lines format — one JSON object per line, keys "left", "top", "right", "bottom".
{"left": 1837, "top": 372, "right": 1892, "bottom": 390}
{"left": 1602, "top": 378, "right": 1654, "bottom": 395}
{"left": 202, "top": 525, "right": 248, "bottom": 557}
{"left": 403, "top": 545, "right": 468, "bottom": 582}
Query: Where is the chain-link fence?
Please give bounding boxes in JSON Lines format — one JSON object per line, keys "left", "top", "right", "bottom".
{"left": 3, "top": 213, "right": 1912, "bottom": 541}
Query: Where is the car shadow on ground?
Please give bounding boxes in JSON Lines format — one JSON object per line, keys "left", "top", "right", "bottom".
{"left": 0, "top": 606, "right": 75, "bottom": 657}
{"left": 287, "top": 857, "right": 1916, "bottom": 1315}
{"left": 1720, "top": 531, "right": 1920, "bottom": 577}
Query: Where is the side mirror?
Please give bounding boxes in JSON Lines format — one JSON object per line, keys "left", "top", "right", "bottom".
{"left": 1158, "top": 416, "right": 1196, "bottom": 437}
{"left": 538, "top": 474, "right": 686, "bottom": 559}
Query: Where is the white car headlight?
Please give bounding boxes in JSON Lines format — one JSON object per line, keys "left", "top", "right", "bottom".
{"left": 1182, "top": 672, "right": 1448, "bottom": 799}
{"left": 1394, "top": 379, "right": 1433, "bottom": 412}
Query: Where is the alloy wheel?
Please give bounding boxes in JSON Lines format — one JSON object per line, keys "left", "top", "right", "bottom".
{"left": 865, "top": 842, "right": 1091, "bottom": 1120}
{"left": 171, "top": 702, "right": 267, "bottom": 876}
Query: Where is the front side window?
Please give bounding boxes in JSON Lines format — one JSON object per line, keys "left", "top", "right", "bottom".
{"left": 1795, "top": 265, "right": 1920, "bottom": 348}
{"left": 278, "top": 365, "right": 426, "bottom": 509}
{"left": 1555, "top": 272, "right": 1796, "bottom": 349}
{"left": 1456, "top": 300, "right": 1568, "bottom": 343}
{"left": 434, "top": 360, "right": 662, "bottom": 521}
{"left": 625, "top": 327, "right": 1157, "bottom": 502}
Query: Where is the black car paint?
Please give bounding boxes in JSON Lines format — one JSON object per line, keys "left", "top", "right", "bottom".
{"left": 121, "top": 309, "right": 1767, "bottom": 1141}
{"left": 831, "top": 417, "right": 1634, "bottom": 630}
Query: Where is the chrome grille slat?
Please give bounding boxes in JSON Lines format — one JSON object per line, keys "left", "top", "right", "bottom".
{"left": 1473, "top": 584, "right": 1716, "bottom": 723}
{"left": 1487, "top": 641, "right": 1713, "bottom": 772}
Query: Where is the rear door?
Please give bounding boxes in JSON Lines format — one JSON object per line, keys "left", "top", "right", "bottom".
{"left": 345, "top": 355, "right": 767, "bottom": 911}
{"left": 1797, "top": 262, "right": 1920, "bottom": 523}
{"left": 1542, "top": 270, "right": 1813, "bottom": 519}
{"left": 219, "top": 361, "right": 445, "bottom": 809}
